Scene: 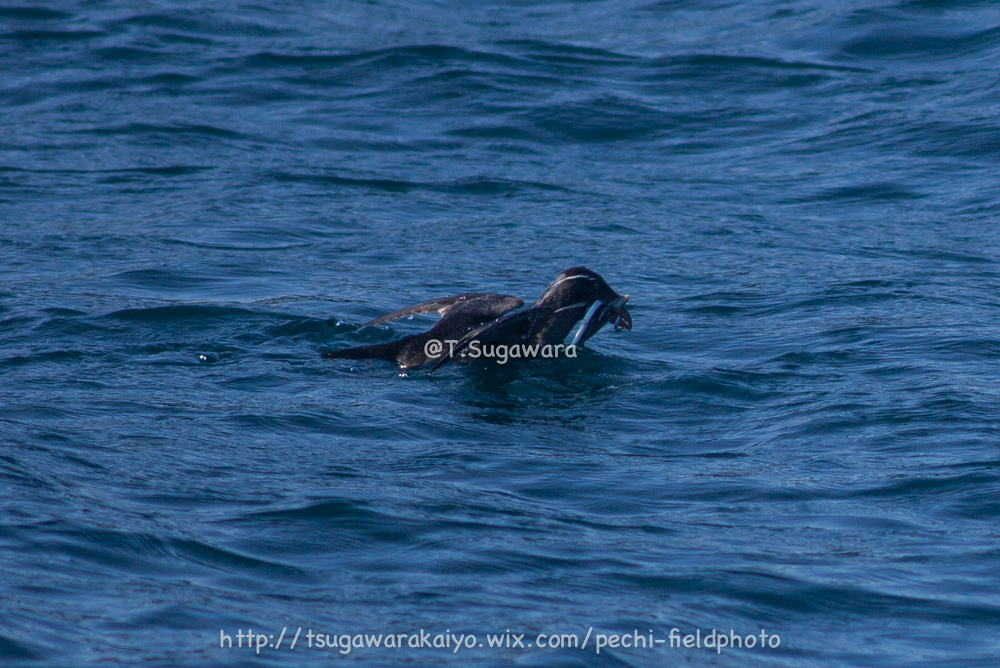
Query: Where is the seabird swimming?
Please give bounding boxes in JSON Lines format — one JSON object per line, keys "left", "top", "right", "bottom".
{"left": 321, "top": 267, "right": 632, "bottom": 370}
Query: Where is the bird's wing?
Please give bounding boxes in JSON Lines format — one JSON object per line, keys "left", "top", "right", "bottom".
{"left": 362, "top": 293, "right": 501, "bottom": 328}
{"left": 429, "top": 306, "right": 554, "bottom": 373}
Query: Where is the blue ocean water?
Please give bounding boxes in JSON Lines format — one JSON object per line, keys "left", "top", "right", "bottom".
{"left": 3, "top": 0, "right": 1000, "bottom": 665}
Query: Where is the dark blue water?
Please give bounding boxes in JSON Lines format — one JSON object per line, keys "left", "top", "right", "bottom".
{"left": 3, "top": 1, "right": 1000, "bottom": 665}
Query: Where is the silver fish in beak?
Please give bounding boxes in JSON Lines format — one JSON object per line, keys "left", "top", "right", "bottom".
{"left": 571, "top": 294, "right": 632, "bottom": 346}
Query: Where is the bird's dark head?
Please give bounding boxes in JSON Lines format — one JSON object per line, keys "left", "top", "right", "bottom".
{"left": 534, "top": 267, "right": 632, "bottom": 345}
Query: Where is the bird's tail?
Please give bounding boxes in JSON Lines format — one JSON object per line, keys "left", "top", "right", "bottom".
{"left": 321, "top": 338, "right": 408, "bottom": 362}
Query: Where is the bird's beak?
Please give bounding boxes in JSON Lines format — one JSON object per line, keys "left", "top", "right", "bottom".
{"left": 571, "top": 294, "right": 632, "bottom": 346}
{"left": 609, "top": 294, "right": 632, "bottom": 331}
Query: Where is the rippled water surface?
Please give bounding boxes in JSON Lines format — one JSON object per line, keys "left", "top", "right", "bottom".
{"left": 3, "top": 1, "right": 1000, "bottom": 665}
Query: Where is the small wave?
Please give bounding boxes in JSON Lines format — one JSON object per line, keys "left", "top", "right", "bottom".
{"left": 115, "top": 13, "right": 206, "bottom": 32}
{"left": 169, "top": 536, "right": 305, "bottom": 578}
{"left": 93, "top": 46, "right": 173, "bottom": 63}
{"left": 447, "top": 125, "right": 540, "bottom": 141}
{"left": 138, "top": 72, "right": 200, "bottom": 85}
{"left": 643, "top": 368, "right": 786, "bottom": 404}
{"left": 897, "top": 119, "right": 1000, "bottom": 162}
{"left": 271, "top": 171, "right": 573, "bottom": 195}
{"left": 120, "top": 165, "right": 213, "bottom": 176}
{"left": 0, "top": 7, "right": 71, "bottom": 20}
{"left": 499, "top": 39, "right": 638, "bottom": 65}
{"left": 843, "top": 24, "right": 1000, "bottom": 58}
{"left": 80, "top": 123, "right": 247, "bottom": 140}
{"left": 637, "top": 53, "right": 868, "bottom": 93}
{"left": 238, "top": 44, "right": 523, "bottom": 72}
{"left": 104, "top": 304, "right": 257, "bottom": 323}
{"left": 109, "top": 269, "right": 225, "bottom": 293}
{"left": 522, "top": 94, "right": 678, "bottom": 143}
{"left": 110, "top": 12, "right": 285, "bottom": 38}
{"left": 896, "top": 248, "right": 995, "bottom": 265}
{"left": 790, "top": 182, "right": 924, "bottom": 204}
{"left": 1, "top": 30, "right": 104, "bottom": 42}
{"left": 242, "top": 499, "right": 416, "bottom": 544}
{"left": 656, "top": 53, "right": 869, "bottom": 74}
{"left": 0, "top": 634, "right": 38, "bottom": 660}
